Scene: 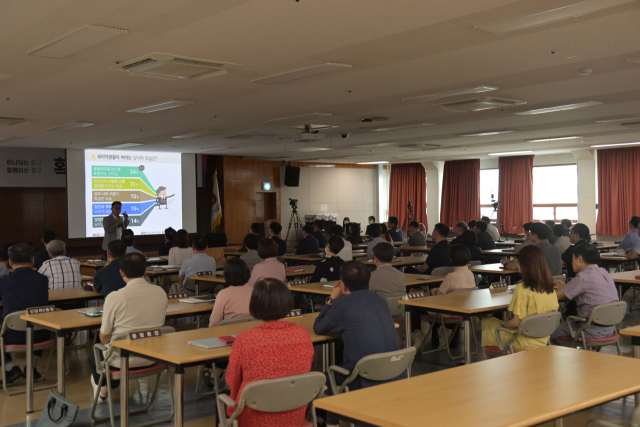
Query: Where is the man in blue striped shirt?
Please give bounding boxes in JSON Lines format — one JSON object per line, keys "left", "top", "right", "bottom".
{"left": 38, "top": 240, "right": 81, "bottom": 289}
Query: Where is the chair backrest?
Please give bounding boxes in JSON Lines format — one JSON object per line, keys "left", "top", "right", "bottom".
{"left": 431, "top": 267, "right": 455, "bottom": 277}
{"left": 2, "top": 310, "right": 60, "bottom": 335}
{"left": 239, "top": 372, "right": 326, "bottom": 413}
{"left": 353, "top": 347, "right": 416, "bottom": 382}
{"left": 387, "top": 296, "right": 404, "bottom": 317}
{"left": 589, "top": 301, "right": 627, "bottom": 326}
{"left": 468, "top": 261, "right": 482, "bottom": 267}
{"left": 218, "top": 316, "right": 255, "bottom": 327}
{"left": 552, "top": 275, "right": 567, "bottom": 283}
{"left": 518, "top": 311, "right": 562, "bottom": 338}
{"left": 205, "top": 247, "right": 225, "bottom": 263}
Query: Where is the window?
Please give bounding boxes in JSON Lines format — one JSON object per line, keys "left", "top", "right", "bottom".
{"left": 532, "top": 165, "right": 578, "bottom": 221}
{"left": 480, "top": 169, "right": 499, "bottom": 219}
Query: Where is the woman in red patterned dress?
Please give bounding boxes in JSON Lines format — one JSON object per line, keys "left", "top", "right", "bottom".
{"left": 225, "top": 278, "right": 315, "bottom": 426}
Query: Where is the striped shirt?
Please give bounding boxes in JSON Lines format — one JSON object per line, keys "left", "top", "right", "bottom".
{"left": 38, "top": 256, "right": 82, "bottom": 289}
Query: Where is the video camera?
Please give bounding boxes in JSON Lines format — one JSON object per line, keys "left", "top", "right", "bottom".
{"left": 289, "top": 198, "right": 298, "bottom": 209}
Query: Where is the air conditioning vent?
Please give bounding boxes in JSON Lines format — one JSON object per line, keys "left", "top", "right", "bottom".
{"left": 0, "top": 116, "right": 26, "bottom": 126}
{"left": 620, "top": 121, "right": 640, "bottom": 127}
{"left": 433, "top": 97, "right": 526, "bottom": 112}
{"left": 111, "top": 53, "right": 241, "bottom": 80}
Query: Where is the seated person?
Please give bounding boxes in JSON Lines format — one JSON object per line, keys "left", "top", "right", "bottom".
{"left": 461, "top": 230, "right": 483, "bottom": 262}
{"left": 619, "top": 216, "right": 640, "bottom": 252}
{"left": 387, "top": 217, "right": 404, "bottom": 242}
{"left": 296, "top": 224, "right": 319, "bottom": 255}
{"left": 379, "top": 223, "right": 394, "bottom": 244}
{"left": 209, "top": 258, "right": 253, "bottom": 326}
{"left": 503, "top": 223, "right": 562, "bottom": 276}
{"left": 347, "top": 223, "right": 364, "bottom": 245}
{"left": 239, "top": 234, "right": 262, "bottom": 270}
{"left": 560, "top": 219, "right": 572, "bottom": 237}
{"left": 366, "top": 224, "right": 385, "bottom": 260}
{"left": 561, "top": 223, "right": 590, "bottom": 277}
{"left": 431, "top": 244, "right": 475, "bottom": 295}
{"left": 544, "top": 220, "right": 557, "bottom": 244}
{"left": 407, "top": 221, "right": 426, "bottom": 246}
{"left": 226, "top": 278, "right": 314, "bottom": 426}
{"left": 482, "top": 245, "right": 559, "bottom": 351}
{"left": 0, "top": 262, "right": 7, "bottom": 279}
{"left": 267, "top": 221, "right": 287, "bottom": 256}
{"left": 313, "top": 220, "right": 328, "bottom": 249}
{"left": 314, "top": 261, "right": 404, "bottom": 392}
{"left": 370, "top": 242, "right": 405, "bottom": 298}
{"left": 168, "top": 229, "right": 194, "bottom": 266}
{"left": 178, "top": 235, "right": 217, "bottom": 284}
{"left": 239, "top": 223, "right": 261, "bottom": 252}
{"left": 450, "top": 222, "right": 467, "bottom": 246}
{"left": 0, "top": 243, "right": 51, "bottom": 384}
{"left": 409, "top": 223, "right": 452, "bottom": 275}
{"left": 468, "top": 220, "right": 477, "bottom": 230}
{"left": 158, "top": 227, "right": 176, "bottom": 256}
{"left": 122, "top": 229, "right": 143, "bottom": 255}
{"left": 247, "top": 239, "right": 286, "bottom": 287}
{"left": 481, "top": 216, "right": 501, "bottom": 241}
{"left": 514, "top": 222, "right": 535, "bottom": 253}
{"left": 553, "top": 224, "right": 571, "bottom": 254}
{"left": 89, "top": 253, "right": 168, "bottom": 403}
{"left": 310, "top": 236, "right": 345, "bottom": 283}
{"left": 93, "top": 240, "right": 127, "bottom": 299}
{"left": 364, "top": 216, "right": 377, "bottom": 237}
{"left": 330, "top": 225, "right": 352, "bottom": 262}
{"left": 552, "top": 245, "right": 619, "bottom": 342}
{"left": 474, "top": 221, "right": 497, "bottom": 250}
{"left": 34, "top": 230, "right": 56, "bottom": 269}
{"left": 38, "top": 240, "right": 81, "bottom": 289}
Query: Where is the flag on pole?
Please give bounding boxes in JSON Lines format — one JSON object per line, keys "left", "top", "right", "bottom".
{"left": 211, "top": 171, "right": 222, "bottom": 231}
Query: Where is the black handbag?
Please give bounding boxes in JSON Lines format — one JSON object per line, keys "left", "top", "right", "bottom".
{"left": 37, "top": 391, "right": 79, "bottom": 427}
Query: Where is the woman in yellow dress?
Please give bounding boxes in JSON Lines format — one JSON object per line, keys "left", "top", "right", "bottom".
{"left": 482, "top": 245, "right": 559, "bottom": 351}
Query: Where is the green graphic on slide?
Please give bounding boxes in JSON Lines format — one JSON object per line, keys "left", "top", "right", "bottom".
{"left": 91, "top": 178, "right": 155, "bottom": 195}
{"left": 92, "top": 166, "right": 154, "bottom": 189}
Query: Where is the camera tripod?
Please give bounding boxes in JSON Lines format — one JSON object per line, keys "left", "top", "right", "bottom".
{"left": 285, "top": 206, "right": 304, "bottom": 243}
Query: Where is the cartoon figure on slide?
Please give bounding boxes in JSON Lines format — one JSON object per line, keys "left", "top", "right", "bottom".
{"left": 155, "top": 186, "right": 175, "bottom": 209}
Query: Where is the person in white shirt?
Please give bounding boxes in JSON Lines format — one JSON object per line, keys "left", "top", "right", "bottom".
{"left": 122, "top": 230, "right": 143, "bottom": 255}
{"left": 38, "top": 240, "right": 81, "bottom": 289}
{"left": 168, "top": 229, "right": 194, "bottom": 266}
{"left": 431, "top": 245, "right": 476, "bottom": 295}
{"left": 330, "top": 225, "right": 353, "bottom": 262}
{"left": 552, "top": 224, "right": 571, "bottom": 254}
{"left": 481, "top": 216, "right": 501, "bottom": 242}
{"left": 179, "top": 235, "right": 217, "bottom": 284}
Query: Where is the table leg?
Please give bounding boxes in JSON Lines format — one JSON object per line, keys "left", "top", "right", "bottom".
{"left": 618, "top": 284, "right": 623, "bottom": 302}
{"left": 330, "top": 342, "right": 335, "bottom": 366}
{"left": 505, "top": 275, "right": 511, "bottom": 286}
{"left": 120, "top": 352, "right": 130, "bottom": 427}
{"left": 554, "top": 418, "right": 563, "bottom": 427}
{"left": 464, "top": 318, "right": 472, "bottom": 365}
{"left": 26, "top": 323, "right": 34, "bottom": 414}
{"left": 405, "top": 309, "right": 412, "bottom": 348}
{"left": 57, "top": 332, "right": 66, "bottom": 396}
{"left": 634, "top": 344, "right": 640, "bottom": 406}
{"left": 174, "top": 366, "right": 184, "bottom": 427}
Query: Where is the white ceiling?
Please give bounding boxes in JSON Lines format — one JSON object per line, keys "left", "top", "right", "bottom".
{"left": 1, "top": 0, "right": 640, "bottom": 163}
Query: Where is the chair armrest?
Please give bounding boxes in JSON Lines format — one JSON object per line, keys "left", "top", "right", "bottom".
{"left": 217, "top": 393, "right": 236, "bottom": 408}
{"left": 566, "top": 315, "right": 588, "bottom": 338}
{"left": 216, "top": 393, "right": 237, "bottom": 427}
{"left": 93, "top": 343, "right": 115, "bottom": 374}
{"left": 328, "top": 365, "right": 351, "bottom": 395}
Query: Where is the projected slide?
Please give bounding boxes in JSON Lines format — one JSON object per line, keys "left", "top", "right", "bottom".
{"left": 85, "top": 150, "right": 183, "bottom": 237}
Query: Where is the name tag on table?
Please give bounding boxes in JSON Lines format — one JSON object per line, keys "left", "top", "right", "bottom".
{"left": 490, "top": 281, "right": 509, "bottom": 293}
{"left": 223, "top": 249, "right": 236, "bottom": 253}
{"left": 26, "top": 305, "right": 56, "bottom": 315}
{"left": 289, "top": 279, "right": 307, "bottom": 285}
{"left": 354, "top": 255, "right": 368, "bottom": 261}
{"left": 196, "top": 271, "right": 213, "bottom": 276}
{"left": 146, "top": 253, "right": 159, "bottom": 257}
{"left": 167, "top": 293, "right": 189, "bottom": 299}
{"left": 405, "top": 292, "right": 425, "bottom": 300}
{"left": 285, "top": 310, "right": 303, "bottom": 318}
{"left": 129, "top": 329, "right": 163, "bottom": 340}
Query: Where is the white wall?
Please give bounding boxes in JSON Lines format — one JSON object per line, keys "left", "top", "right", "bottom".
{"left": 280, "top": 166, "right": 378, "bottom": 243}
{"left": 573, "top": 149, "right": 597, "bottom": 232}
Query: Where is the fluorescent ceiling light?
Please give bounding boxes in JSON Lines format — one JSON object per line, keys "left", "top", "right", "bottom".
{"left": 292, "top": 147, "right": 334, "bottom": 152}
{"left": 127, "top": 100, "right": 193, "bottom": 113}
{"left": 526, "top": 136, "right": 582, "bottom": 142}
{"left": 104, "top": 143, "right": 143, "bottom": 149}
{"left": 27, "top": 25, "right": 127, "bottom": 58}
{"left": 45, "top": 122, "right": 94, "bottom": 131}
{"left": 515, "top": 101, "right": 602, "bottom": 115}
{"left": 590, "top": 142, "right": 640, "bottom": 148}
{"left": 476, "top": 0, "right": 636, "bottom": 35}
{"left": 488, "top": 150, "right": 534, "bottom": 156}
{"left": 0, "top": 136, "right": 25, "bottom": 143}
{"left": 595, "top": 116, "right": 640, "bottom": 123}
{"left": 628, "top": 59, "right": 640, "bottom": 64}
{"left": 460, "top": 130, "right": 515, "bottom": 137}
{"left": 372, "top": 123, "right": 436, "bottom": 132}
{"left": 343, "top": 155, "right": 382, "bottom": 159}
{"left": 357, "top": 161, "right": 390, "bottom": 164}
{"left": 172, "top": 130, "right": 219, "bottom": 139}
{"left": 354, "top": 142, "right": 396, "bottom": 148}
{"left": 265, "top": 112, "right": 332, "bottom": 123}
{"left": 402, "top": 86, "right": 498, "bottom": 102}
{"left": 309, "top": 164, "right": 336, "bottom": 168}
{"left": 252, "top": 62, "right": 352, "bottom": 85}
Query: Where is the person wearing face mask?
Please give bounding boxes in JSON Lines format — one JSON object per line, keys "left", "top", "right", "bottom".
{"left": 365, "top": 216, "right": 377, "bottom": 237}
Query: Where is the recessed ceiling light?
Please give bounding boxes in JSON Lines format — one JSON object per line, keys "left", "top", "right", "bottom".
{"left": 488, "top": 150, "right": 534, "bottom": 156}
{"left": 27, "top": 24, "right": 127, "bottom": 58}
{"left": 251, "top": 62, "right": 352, "bottom": 85}
{"left": 372, "top": 123, "right": 436, "bottom": 132}
{"left": 265, "top": 112, "right": 332, "bottom": 123}
{"left": 590, "top": 142, "right": 640, "bottom": 148}
{"left": 514, "top": 101, "right": 602, "bottom": 115}
{"left": 402, "top": 86, "right": 498, "bottom": 102}
{"left": 357, "top": 161, "right": 390, "bottom": 164}
{"left": 526, "top": 136, "right": 582, "bottom": 142}
{"left": 460, "top": 130, "right": 515, "bottom": 137}
{"left": 104, "top": 143, "right": 143, "bottom": 149}
{"left": 172, "top": 130, "right": 219, "bottom": 139}
{"left": 127, "top": 100, "right": 193, "bottom": 113}
{"left": 476, "top": 0, "right": 636, "bottom": 35}
{"left": 595, "top": 116, "right": 640, "bottom": 123}
{"left": 354, "top": 142, "right": 396, "bottom": 148}
{"left": 292, "top": 147, "right": 334, "bottom": 152}
{"left": 45, "top": 122, "right": 94, "bottom": 131}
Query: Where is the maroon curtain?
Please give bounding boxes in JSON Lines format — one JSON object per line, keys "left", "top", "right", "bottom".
{"left": 596, "top": 147, "right": 640, "bottom": 236}
{"left": 440, "top": 160, "right": 480, "bottom": 228}
{"left": 498, "top": 155, "right": 534, "bottom": 234}
{"left": 388, "top": 163, "right": 427, "bottom": 229}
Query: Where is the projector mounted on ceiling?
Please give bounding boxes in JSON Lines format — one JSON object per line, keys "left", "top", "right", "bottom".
{"left": 293, "top": 125, "right": 326, "bottom": 143}
{"left": 111, "top": 53, "right": 241, "bottom": 80}
{"left": 433, "top": 97, "right": 526, "bottom": 112}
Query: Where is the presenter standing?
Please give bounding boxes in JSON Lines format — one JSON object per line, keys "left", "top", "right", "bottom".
{"left": 102, "top": 201, "right": 129, "bottom": 251}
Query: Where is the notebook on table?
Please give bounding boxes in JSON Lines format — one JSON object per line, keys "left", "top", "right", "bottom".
{"left": 188, "top": 335, "right": 237, "bottom": 349}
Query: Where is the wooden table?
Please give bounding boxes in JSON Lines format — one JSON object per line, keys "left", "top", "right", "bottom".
{"left": 288, "top": 274, "right": 445, "bottom": 296}
{"left": 352, "top": 241, "right": 403, "bottom": 250}
{"left": 191, "top": 264, "right": 317, "bottom": 287}
{"left": 398, "top": 246, "right": 431, "bottom": 254}
{"left": 313, "top": 345, "right": 640, "bottom": 427}
{"left": 0, "top": 286, "right": 103, "bottom": 308}
{"left": 592, "top": 241, "right": 618, "bottom": 251}
{"left": 400, "top": 288, "right": 513, "bottom": 364}
{"left": 20, "top": 299, "right": 214, "bottom": 414}
{"left": 482, "top": 249, "right": 518, "bottom": 257}
{"left": 469, "top": 263, "right": 520, "bottom": 284}
{"left": 362, "top": 255, "right": 427, "bottom": 269}
{"left": 611, "top": 270, "right": 640, "bottom": 300}
{"left": 112, "top": 313, "right": 336, "bottom": 427}
{"left": 495, "top": 240, "right": 517, "bottom": 247}
{"left": 81, "top": 257, "right": 168, "bottom": 275}
{"left": 282, "top": 253, "right": 327, "bottom": 264}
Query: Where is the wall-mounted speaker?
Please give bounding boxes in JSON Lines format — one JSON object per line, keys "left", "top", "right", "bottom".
{"left": 284, "top": 166, "right": 300, "bottom": 187}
